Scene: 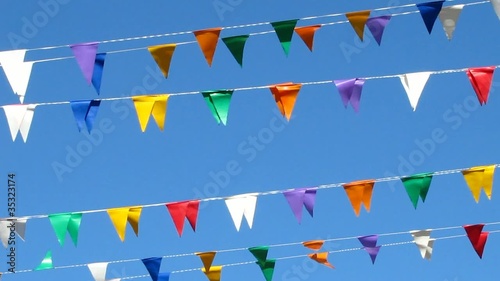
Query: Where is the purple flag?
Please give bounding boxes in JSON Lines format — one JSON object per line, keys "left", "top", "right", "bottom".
{"left": 283, "top": 188, "right": 317, "bottom": 224}
{"left": 358, "top": 235, "right": 380, "bottom": 264}
{"left": 366, "top": 16, "right": 391, "bottom": 46}
{"left": 70, "top": 42, "right": 98, "bottom": 85}
{"left": 333, "top": 78, "right": 365, "bottom": 112}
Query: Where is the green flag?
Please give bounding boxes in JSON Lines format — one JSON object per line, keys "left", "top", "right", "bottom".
{"left": 271, "top": 19, "right": 298, "bottom": 56}
{"left": 258, "top": 259, "right": 276, "bottom": 281}
{"left": 35, "top": 250, "right": 53, "bottom": 270}
{"left": 222, "top": 35, "right": 249, "bottom": 67}
{"left": 49, "top": 212, "right": 82, "bottom": 246}
{"left": 202, "top": 90, "right": 234, "bottom": 125}
{"left": 249, "top": 246, "right": 269, "bottom": 266}
{"left": 401, "top": 173, "right": 433, "bottom": 209}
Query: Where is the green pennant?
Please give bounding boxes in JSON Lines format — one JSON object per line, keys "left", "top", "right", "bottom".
{"left": 249, "top": 246, "right": 269, "bottom": 266}
{"left": 401, "top": 173, "right": 433, "bottom": 209}
{"left": 202, "top": 90, "right": 234, "bottom": 125}
{"left": 258, "top": 259, "right": 276, "bottom": 281}
{"left": 48, "top": 212, "right": 82, "bottom": 246}
{"left": 222, "top": 35, "right": 249, "bottom": 67}
{"left": 35, "top": 250, "right": 53, "bottom": 270}
{"left": 270, "top": 19, "right": 298, "bottom": 56}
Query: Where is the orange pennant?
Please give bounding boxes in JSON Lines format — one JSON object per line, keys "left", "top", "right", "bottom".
{"left": 294, "top": 25, "right": 321, "bottom": 51}
{"left": 147, "top": 44, "right": 176, "bottom": 78}
{"left": 196, "top": 251, "right": 217, "bottom": 272}
{"left": 308, "top": 252, "right": 334, "bottom": 268}
{"left": 303, "top": 240, "right": 324, "bottom": 251}
{"left": 345, "top": 10, "right": 371, "bottom": 41}
{"left": 269, "top": 82, "right": 302, "bottom": 121}
{"left": 194, "top": 28, "right": 222, "bottom": 66}
{"left": 342, "top": 180, "right": 375, "bottom": 216}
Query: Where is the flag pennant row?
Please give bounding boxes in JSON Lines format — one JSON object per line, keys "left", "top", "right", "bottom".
{"left": 0, "top": 219, "right": 26, "bottom": 248}
{"left": 303, "top": 240, "right": 334, "bottom": 268}
{"left": 0, "top": 49, "right": 34, "bottom": 103}
{"left": 461, "top": 165, "right": 495, "bottom": 203}
{"left": 438, "top": 5, "right": 464, "bottom": 40}
{"left": 271, "top": 20, "right": 298, "bottom": 56}
{"left": 464, "top": 224, "right": 489, "bottom": 258}
{"left": 249, "top": 246, "right": 276, "bottom": 281}
{"left": 225, "top": 194, "right": 257, "bottom": 231}
{"left": 270, "top": 82, "right": 302, "bottom": 121}
{"left": 342, "top": 180, "right": 375, "bottom": 216}
{"left": 132, "top": 95, "right": 170, "bottom": 132}
{"left": 88, "top": 262, "right": 121, "bottom": 281}
{"left": 148, "top": 44, "right": 176, "bottom": 78}
{"left": 107, "top": 206, "right": 142, "bottom": 242}
{"left": 222, "top": 35, "right": 249, "bottom": 67}
{"left": 466, "top": 67, "right": 495, "bottom": 105}
{"left": 194, "top": 28, "right": 222, "bottom": 66}
{"left": 401, "top": 173, "right": 433, "bottom": 209}
{"left": 202, "top": 90, "right": 234, "bottom": 125}
{"left": 358, "top": 235, "right": 381, "bottom": 264}
{"left": 165, "top": 200, "right": 200, "bottom": 237}
{"left": 3, "top": 104, "right": 36, "bottom": 142}
{"left": 35, "top": 250, "right": 53, "bottom": 270}
{"left": 294, "top": 25, "right": 321, "bottom": 51}
{"left": 417, "top": 0, "right": 445, "bottom": 34}
{"left": 48, "top": 212, "right": 82, "bottom": 246}
{"left": 333, "top": 78, "right": 366, "bottom": 112}
{"left": 366, "top": 16, "right": 392, "bottom": 46}
{"left": 410, "top": 230, "right": 435, "bottom": 260}
{"left": 142, "top": 257, "right": 170, "bottom": 281}
{"left": 70, "top": 100, "right": 101, "bottom": 133}
{"left": 346, "top": 10, "right": 371, "bottom": 41}
{"left": 283, "top": 188, "right": 317, "bottom": 224}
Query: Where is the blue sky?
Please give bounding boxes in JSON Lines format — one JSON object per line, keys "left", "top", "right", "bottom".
{"left": 0, "top": 0, "right": 499, "bottom": 280}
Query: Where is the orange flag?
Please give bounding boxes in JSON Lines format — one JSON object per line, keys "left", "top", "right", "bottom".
{"left": 196, "top": 251, "right": 217, "bottom": 272}
{"left": 148, "top": 44, "right": 176, "bottom": 78}
{"left": 308, "top": 252, "right": 334, "bottom": 268}
{"left": 294, "top": 25, "right": 321, "bottom": 51}
{"left": 269, "top": 82, "right": 302, "bottom": 121}
{"left": 342, "top": 180, "right": 375, "bottom": 216}
{"left": 303, "top": 240, "right": 324, "bottom": 251}
{"left": 194, "top": 28, "right": 222, "bottom": 66}
{"left": 345, "top": 10, "right": 371, "bottom": 41}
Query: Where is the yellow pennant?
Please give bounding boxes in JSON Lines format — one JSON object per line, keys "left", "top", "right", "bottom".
{"left": 462, "top": 165, "right": 495, "bottom": 203}
{"left": 148, "top": 44, "right": 176, "bottom": 78}
{"left": 196, "top": 251, "right": 216, "bottom": 272}
{"left": 201, "top": 265, "right": 222, "bottom": 281}
{"left": 132, "top": 95, "right": 169, "bottom": 132}
{"left": 345, "top": 10, "right": 371, "bottom": 41}
{"left": 107, "top": 206, "right": 142, "bottom": 241}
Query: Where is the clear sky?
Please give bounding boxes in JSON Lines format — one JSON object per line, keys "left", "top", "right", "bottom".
{"left": 0, "top": 0, "right": 499, "bottom": 280}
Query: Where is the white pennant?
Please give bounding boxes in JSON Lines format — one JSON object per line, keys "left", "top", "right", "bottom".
{"left": 0, "top": 50, "right": 34, "bottom": 103}
{"left": 88, "top": 262, "right": 121, "bottom": 281}
{"left": 0, "top": 219, "right": 27, "bottom": 248}
{"left": 491, "top": 0, "right": 500, "bottom": 19}
{"left": 3, "top": 104, "right": 37, "bottom": 142}
{"left": 224, "top": 193, "right": 258, "bottom": 231}
{"left": 438, "top": 5, "right": 464, "bottom": 40}
{"left": 410, "top": 230, "right": 435, "bottom": 260}
{"left": 400, "top": 72, "right": 431, "bottom": 111}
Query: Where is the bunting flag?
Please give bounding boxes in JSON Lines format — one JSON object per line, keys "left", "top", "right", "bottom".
{"left": 345, "top": 10, "right": 371, "bottom": 41}
{"left": 463, "top": 224, "right": 489, "bottom": 258}
{"left": 269, "top": 82, "right": 302, "bottom": 121}
{"left": 249, "top": 246, "right": 270, "bottom": 266}
{"left": 92, "top": 53, "right": 107, "bottom": 94}
{"left": 294, "top": 25, "right": 321, "bottom": 51}
{"left": 165, "top": 200, "right": 200, "bottom": 237}
{"left": 400, "top": 72, "right": 432, "bottom": 111}
{"left": 366, "top": 16, "right": 392, "bottom": 46}
{"left": 202, "top": 90, "right": 234, "bottom": 125}
{"left": 197, "top": 251, "right": 217, "bottom": 272}
{"left": 333, "top": 78, "right": 366, "bottom": 112}
{"left": 35, "top": 250, "right": 53, "bottom": 270}
{"left": 70, "top": 42, "right": 99, "bottom": 84}
{"left": 106, "top": 206, "right": 142, "bottom": 242}
{"left": 256, "top": 260, "right": 275, "bottom": 281}
{"left": 88, "top": 262, "right": 121, "bottom": 281}
{"left": 222, "top": 35, "right": 249, "bottom": 67}
{"left": 132, "top": 95, "right": 170, "bottom": 132}
{"left": 148, "top": 44, "right": 176, "bottom": 78}
{"left": 271, "top": 19, "right": 299, "bottom": 56}
{"left": 225, "top": 194, "right": 257, "bottom": 231}
{"left": 142, "top": 257, "right": 170, "bottom": 281}
{"left": 249, "top": 247, "right": 275, "bottom": 281}
{"left": 308, "top": 252, "right": 334, "bottom": 268}
{"left": 201, "top": 266, "right": 222, "bottom": 281}
{"left": 438, "top": 5, "right": 464, "bottom": 40}
{"left": 466, "top": 66, "right": 495, "bottom": 105}
{"left": 70, "top": 100, "right": 101, "bottom": 133}
{"left": 358, "top": 235, "right": 381, "bottom": 264}
{"left": 416, "top": 1, "right": 445, "bottom": 34}
{"left": 0, "top": 219, "right": 26, "bottom": 248}
{"left": 283, "top": 188, "right": 317, "bottom": 224}
{"left": 401, "top": 173, "right": 433, "bottom": 209}
{"left": 492, "top": 0, "right": 500, "bottom": 19}
{"left": 0, "top": 49, "right": 34, "bottom": 103}
{"left": 461, "top": 165, "right": 495, "bottom": 203}
{"left": 342, "top": 180, "right": 375, "bottom": 216}
{"left": 3, "top": 104, "right": 37, "bottom": 142}
{"left": 194, "top": 28, "right": 222, "bottom": 66}
{"left": 410, "top": 230, "right": 435, "bottom": 260}
{"left": 48, "top": 212, "right": 82, "bottom": 246}
{"left": 303, "top": 240, "right": 324, "bottom": 251}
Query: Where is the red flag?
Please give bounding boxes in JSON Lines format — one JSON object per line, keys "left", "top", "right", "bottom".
{"left": 166, "top": 200, "right": 200, "bottom": 236}
{"left": 466, "top": 66, "right": 495, "bottom": 105}
{"left": 464, "top": 224, "right": 489, "bottom": 258}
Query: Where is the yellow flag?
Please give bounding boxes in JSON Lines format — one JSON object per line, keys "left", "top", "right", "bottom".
{"left": 462, "top": 165, "right": 495, "bottom": 202}
{"left": 107, "top": 206, "right": 143, "bottom": 241}
{"left": 345, "top": 10, "right": 371, "bottom": 41}
{"left": 196, "top": 251, "right": 216, "bottom": 272}
{"left": 148, "top": 44, "right": 176, "bottom": 78}
{"left": 132, "top": 95, "right": 169, "bottom": 132}
{"left": 201, "top": 265, "right": 222, "bottom": 281}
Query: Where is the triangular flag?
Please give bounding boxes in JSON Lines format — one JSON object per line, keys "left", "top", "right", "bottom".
{"left": 345, "top": 10, "right": 371, "bottom": 41}
{"left": 48, "top": 212, "right": 82, "bottom": 246}
{"left": 148, "top": 44, "right": 176, "bottom": 78}
{"left": 466, "top": 67, "right": 495, "bottom": 105}
{"left": 400, "top": 72, "right": 432, "bottom": 111}
{"left": 491, "top": 0, "right": 500, "bottom": 19}
{"left": 222, "top": 35, "right": 249, "bottom": 67}
{"left": 308, "top": 252, "right": 334, "bottom": 268}
{"left": 92, "top": 53, "right": 106, "bottom": 94}
{"left": 249, "top": 246, "right": 269, "bottom": 266}
{"left": 142, "top": 257, "right": 170, "bottom": 281}
{"left": 401, "top": 173, "right": 433, "bottom": 209}
{"left": 294, "top": 25, "right": 321, "bottom": 51}
{"left": 438, "top": 5, "right": 464, "bottom": 40}
{"left": 202, "top": 90, "right": 234, "bottom": 125}
{"left": 462, "top": 165, "right": 495, "bottom": 203}
{"left": 0, "top": 49, "right": 34, "bottom": 103}
{"left": 107, "top": 206, "right": 142, "bottom": 242}
{"left": 283, "top": 188, "right": 317, "bottom": 224}
{"left": 132, "top": 95, "right": 169, "bottom": 132}
{"left": 165, "top": 200, "right": 200, "bottom": 237}
{"left": 342, "top": 180, "right": 375, "bottom": 216}
{"left": 366, "top": 16, "right": 392, "bottom": 46}
{"left": 35, "top": 250, "right": 53, "bottom": 270}
{"left": 88, "top": 262, "right": 121, "bottom": 281}
{"left": 70, "top": 42, "right": 98, "bottom": 84}
{"left": 3, "top": 104, "right": 37, "bottom": 142}
{"left": 410, "top": 230, "right": 434, "bottom": 260}
{"left": 303, "top": 240, "right": 324, "bottom": 251}
{"left": 333, "top": 78, "right": 366, "bottom": 112}
{"left": 269, "top": 82, "right": 302, "bottom": 121}
{"left": 201, "top": 266, "right": 222, "bottom": 281}
{"left": 416, "top": 1, "right": 445, "bottom": 34}
{"left": 257, "top": 259, "right": 276, "bottom": 281}
{"left": 70, "top": 100, "right": 101, "bottom": 133}
{"left": 196, "top": 251, "right": 217, "bottom": 272}
{"left": 271, "top": 19, "right": 298, "bottom": 56}
{"left": 464, "top": 224, "right": 489, "bottom": 258}
{"left": 0, "top": 219, "right": 26, "bottom": 248}
{"left": 358, "top": 235, "right": 380, "bottom": 264}
{"left": 194, "top": 28, "right": 222, "bottom": 66}
{"left": 225, "top": 194, "right": 258, "bottom": 231}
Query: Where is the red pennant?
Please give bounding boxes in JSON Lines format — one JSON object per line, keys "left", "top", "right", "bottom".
{"left": 166, "top": 200, "right": 200, "bottom": 236}
{"left": 466, "top": 66, "right": 495, "bottom": 105}
{"left": 464, "top": 224, "right": 489, "bottom": 258}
